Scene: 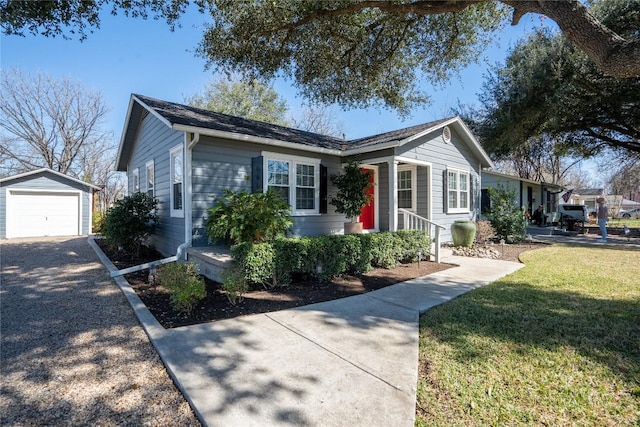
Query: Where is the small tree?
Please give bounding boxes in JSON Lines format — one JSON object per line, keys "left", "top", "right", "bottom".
{"left": 103, "top": 192, "right": 158, "bottom": 255}
{"left": 206, "top": 189, "right": 293, "bottom": 244}
{"left": 485, "top": 186, "right": 526, "bottom": 243}
{"left": 330, "top": 161, "right": 373, "bottom": 223}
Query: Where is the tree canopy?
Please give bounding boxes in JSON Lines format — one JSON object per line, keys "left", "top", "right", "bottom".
{"left": 186, "top": 77, "right": 290, "bottom": 126}
{"left": 469, "top": 0, "right": 640, "bottom": 157}
{"left": 2, "top": 1, "right": 639, "bottom": 115}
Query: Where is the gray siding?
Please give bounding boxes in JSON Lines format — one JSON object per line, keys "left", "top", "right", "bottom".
{"left": 191, "top": 137, "right": 347, "bottom": 244}
{"left": 125, "top": 112, "right": 184, "bottom": 256}
{"left": 0, "top": 172, "right": 94, "bottom": 238}
{"left": 394, "top": 127, "right": 482, "bottom": 241}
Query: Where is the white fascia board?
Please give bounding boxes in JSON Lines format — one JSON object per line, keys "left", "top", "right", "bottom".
{"left": 0, "top": 168, "right": 101, "bottom": 190}
{"left": 341, "top": 140, "right": 401, "bottom": 156}
{"left": 173, "top": 124, "right": 343, "bottom": 156}
{"left": 400, "top": 117, "right": 460, "bottom": 145}
{"left": 132, "top": 95, "right": 173, "bottom": 128}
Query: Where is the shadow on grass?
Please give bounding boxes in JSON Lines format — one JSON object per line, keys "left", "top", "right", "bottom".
{"left": 421, "top": 281, "right": 640, "bottom": 386}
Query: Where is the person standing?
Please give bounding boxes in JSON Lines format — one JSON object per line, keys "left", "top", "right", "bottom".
{"left": 596, "top": 197, "right": 608, "bottom": 242}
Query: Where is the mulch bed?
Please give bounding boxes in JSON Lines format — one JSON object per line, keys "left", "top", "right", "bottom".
{"left": 98, "top": 240, "right": 538, "bottom": 329}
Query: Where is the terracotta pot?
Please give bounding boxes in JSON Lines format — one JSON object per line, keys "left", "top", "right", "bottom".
{"left": 451, "top": 220, "right": 476, "bottom": 248}
{"left": 344, "top": 222, "right": 363, "bottom": 234}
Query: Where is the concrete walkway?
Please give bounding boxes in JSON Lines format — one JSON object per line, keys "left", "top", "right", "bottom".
{"left": 90, "top": 238, "right": 528, "bottom": 427}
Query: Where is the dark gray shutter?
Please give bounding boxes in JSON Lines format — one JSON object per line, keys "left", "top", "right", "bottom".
{"left": 251, "top": 156, "right": 264, "bottom": 193}
{"left": 319, "top": 164, "right": 328, "bottom": 214}
{"left": 469, "top": 174, "right": 475, "bottom": 211}
{"left": 443, "top": 170, "right": 448, "bottom": 213}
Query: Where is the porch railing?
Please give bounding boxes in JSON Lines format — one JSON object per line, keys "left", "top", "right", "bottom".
{"left": 399, "top": 208, "right": 446, "bottom": 263}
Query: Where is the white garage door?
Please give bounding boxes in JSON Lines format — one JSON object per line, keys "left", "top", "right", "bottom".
{"left": 8, "top": 191, "right": 80, "bottom": 238}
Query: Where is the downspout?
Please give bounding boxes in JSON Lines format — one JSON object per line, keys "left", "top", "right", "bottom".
{"left": 176, "top": 131, "right": 200, "bottom": 260}
{"left": 109, "top": 131, "right": 201, "bottom": 277}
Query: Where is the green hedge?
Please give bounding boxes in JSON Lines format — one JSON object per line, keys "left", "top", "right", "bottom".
{"left": 230, "top": 230, "right": 432, "bottom": 288}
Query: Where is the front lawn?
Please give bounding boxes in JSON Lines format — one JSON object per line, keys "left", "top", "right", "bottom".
{"left": 416, "top": 244, "right": 640, "bottom": 426}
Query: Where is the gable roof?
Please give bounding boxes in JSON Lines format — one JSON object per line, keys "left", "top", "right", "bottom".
{"left": 117, "top": 94, "right": 493, "bottom": 170}
{"left": 0, "top": 168, "right": 102, "bottom": 190}
{"left": 483, "top": 170, "right": 563, "bottom": 189}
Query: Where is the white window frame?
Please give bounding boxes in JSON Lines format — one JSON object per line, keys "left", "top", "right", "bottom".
{"left": 262, "top": 151, "right": 321, "bottom": 216}
{"left": 447, "top": 168, "right": 470, "bottom": 213}
{"left": 397, "top": 165, "right": 417, "bottom": 212}
{"left": 170, "top": 144, "right": 184, "bottom": 218}
{"left": 132, "top": 168, "right": 140, "bottom": 193}
{"left": 145, "top": 160, "right": 155, "bottom": 197}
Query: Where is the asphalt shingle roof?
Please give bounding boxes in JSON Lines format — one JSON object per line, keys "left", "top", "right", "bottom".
{"left": 134, "top": 94, "right": 452, "bottom": 151}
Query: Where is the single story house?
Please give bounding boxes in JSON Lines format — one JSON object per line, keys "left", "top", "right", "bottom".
{"left": 569, "top": 188, "right": 605, "bottom": 212}
{"left": 116, "top": 94, "right": 493, "bottom": 258}
{"left": 0, "top": 168, "right": 100, "bottom": 239}
{"left": 481, "top": 171, "right": 564, "bottom": 218}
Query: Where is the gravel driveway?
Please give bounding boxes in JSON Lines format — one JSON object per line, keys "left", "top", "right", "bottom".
{"left": 0, "top": 236, "right": 200, "bottom": 426}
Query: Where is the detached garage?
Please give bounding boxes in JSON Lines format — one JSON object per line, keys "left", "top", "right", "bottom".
{"left": 0, "top": 169, "right": 100, "bottom": 239}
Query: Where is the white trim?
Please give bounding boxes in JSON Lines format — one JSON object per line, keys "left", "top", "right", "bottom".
{"left": 397, "top": 164, "right": 417, "bottom": 212}
{"left": 395, "top": 156, "right": 432, "bottom": 167}
{"left": 6, "top": 188, "right": 82, "bottom": 238}
{"left": 170, "top": 143, "right": 184, "bottom": 218}
{"left": 145, "top": 160, "right": 155, "bottom": 197}
{"left": 132, "top": 95, "right": 173, "bottom": 128}
{"left": 261, "top": 151, "right": 321, "bottom": 216}
{"left": 388, "top": 158, "right": 398, "bottom": 231}
{"left": 0, "top": 168, "right": 101, "bottom": 190}
{"left": 446, "top": 167, "right": 471, "bottom": 213}
{"left": 132, "top": 168, "right": 140, "bottom": 193}
{"left": 176, "top": 124, "right": 343, "bottom": 156}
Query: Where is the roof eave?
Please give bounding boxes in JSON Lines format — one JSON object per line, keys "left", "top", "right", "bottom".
{"left": 0, "top": 168, "right": 102, "bottom": 190}
{"left": 173, "top": 124, "right": 344, "bottom": 156}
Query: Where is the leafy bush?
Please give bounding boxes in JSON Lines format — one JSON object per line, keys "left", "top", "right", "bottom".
{"left": 92, "top": 211, "right": 106, "bottom": 235}
{"left": 103, "top": 192, "right": 158, "bottom": 255}
{"left": 206, "top": 189, "right": 293, "bottom": 244}
{"left": 485, "top": 186, "right": 526, "bottom": 243}
{"left": 395, "top": 230, "right": 431, "bottom": 263}
{"left": 159, "top": 262, "right": 206, "bottom": 313}
{"left": 329, "top": 160, "right": 373, "bottom": 222}
{"left": 220, "top": 267, "right": 249, "bottom": 305}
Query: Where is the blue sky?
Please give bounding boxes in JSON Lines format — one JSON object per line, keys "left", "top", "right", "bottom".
{"left": 1, "top": 6, "right": 549, "bottom": 143}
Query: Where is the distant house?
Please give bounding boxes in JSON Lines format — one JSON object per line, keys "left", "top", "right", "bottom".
{"left": 0, "top": 168, "right": 100, "bottom": 239}
{"left": 481, "top": 171, "right": 564, "bottom": 217}
{"left": 115, "top": 94, "right": 493, "bottom": 258}
{"left": 570, "top": 188, "right": 605, "bottom": 212}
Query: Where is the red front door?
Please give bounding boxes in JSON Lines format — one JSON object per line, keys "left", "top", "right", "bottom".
{"left": 360, "top": 168, "right": 375, "bottom": 230}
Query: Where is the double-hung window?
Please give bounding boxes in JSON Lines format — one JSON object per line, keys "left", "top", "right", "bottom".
{"left": 447, "top": 169, "right": 470, "bottom": 213}
{"left": 170, "top": 144, "right": 184, "bottom": 217}
{"left": 264, "top": 153, "right": 320, "bottom": 215}
{"left": 397, "top": 165, "right": 416, "bottom": 210}
{"left": 146, "top": 160, "right": 155, "bottom": 197}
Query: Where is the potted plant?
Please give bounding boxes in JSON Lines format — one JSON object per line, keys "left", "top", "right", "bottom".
{"left": 330, "top": 160, "right": 373, "bottom": 234}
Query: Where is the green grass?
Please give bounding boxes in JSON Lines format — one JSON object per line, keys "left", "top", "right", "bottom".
{"left": 416, "top": 244, "right": 640, "bottom": 426}
{"left": 609, "top": 218, "right": 640, "bottom": 229}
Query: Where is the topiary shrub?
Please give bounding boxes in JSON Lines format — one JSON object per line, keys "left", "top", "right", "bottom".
{"left": 206, "top": 189, "right": 293, "bottom": 244}
{"left": 103, "top": 192, "right": 158, "bottom": 255}
{"left": 485, "top": 186, "right": 526, "bottom": 243}
{"left": 159, "top": 262, "right": 206, "bottom": 313}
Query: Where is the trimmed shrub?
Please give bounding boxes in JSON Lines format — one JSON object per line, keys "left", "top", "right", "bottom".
{"left": 103, "top": 192, "right": 158, "bottom": 255}
{"left": 229, "top": 230, "right": 433, "bottom": 287}
{"left": 231, "top": 242, "right": 275, "bottom": 288}
{"left": 159, "top": 262, "right": 206, "bottom": 313}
